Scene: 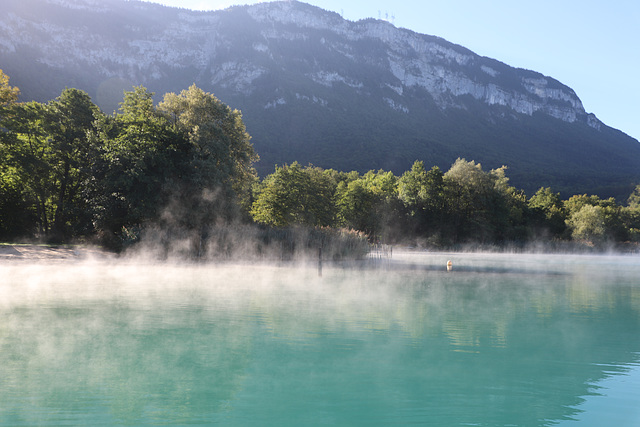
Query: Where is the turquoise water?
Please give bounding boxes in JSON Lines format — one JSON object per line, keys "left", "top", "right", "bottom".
{"left": 1, "top": 253, "right": 639, "bottom": 426}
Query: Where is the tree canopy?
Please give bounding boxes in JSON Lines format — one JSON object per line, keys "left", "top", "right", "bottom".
{"left": 0, "top": 80, "right": 258, "bottom": 248}
{"left": 3, "top": 72, "right": 640, "bottom": 252}
{"left": 0, "top": 69, "right": 19, "bottom": 108}
{"left": 250, "top": 162, "right": 337, "bottom": 228}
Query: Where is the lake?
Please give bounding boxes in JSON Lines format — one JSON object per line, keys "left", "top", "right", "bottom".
{"left": 1, "top": 252, "right": 639, "bottom": 426}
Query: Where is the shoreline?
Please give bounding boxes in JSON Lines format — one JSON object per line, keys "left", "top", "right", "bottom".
{"left": 0, "top": 244, "right": 115, "bottom": 262}
{"left": 2, "top": 243, "right": 638, "bottom": 264}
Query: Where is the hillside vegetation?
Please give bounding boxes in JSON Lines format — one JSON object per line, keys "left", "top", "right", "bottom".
{"left": 2, "top": 72, "right": 640, "bottom": 254}
{"left": 2, "top": 0, "right": 640, "bottom": 199}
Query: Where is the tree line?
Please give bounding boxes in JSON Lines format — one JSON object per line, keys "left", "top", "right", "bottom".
{"left": 250, "top": 160, "right": 640, "bottom": 249}
{"left": 1, "top": 70, "right": 257, "bottom": 250}
{"left": 2, "top": 69, "right": 640, "bottom": 252}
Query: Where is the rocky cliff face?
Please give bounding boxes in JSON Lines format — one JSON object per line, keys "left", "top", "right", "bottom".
{"left": 1, "top": 0, "right": 638, "bottom": 196}
{"left": 246, "top": 1, "right": 594, "bottom": 126}
{"left": 0, "top": 0, "right": 594, "bottom": 126}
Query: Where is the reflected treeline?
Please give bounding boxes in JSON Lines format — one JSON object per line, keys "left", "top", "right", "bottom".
{"left": 243, "top": 268, "right": 640, "bottom": 425}
{"left": 0, "top": 302, "right": 253, "bottom": 424}
{"left": 0, "top": 260, "right": 639, "bottom": 425}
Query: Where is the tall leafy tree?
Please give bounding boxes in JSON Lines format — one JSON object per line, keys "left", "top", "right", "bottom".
{"left": 490, "top": 166, "right": 530, "bottom": 242}
{"left": 566, "top": 204, "right": 608, "bottom": 244}
{"left": 443, "top": 158, "right": 496, "bottom": 242}
{"left": 2, "top": 102, "right": 52, "bottom": 236}
{"left": 87, "top": 85, "right": 259, "bottom": 248}
{"left": 627, "top": 185, "right": 640, "bottom": 209}
{"left": 442, "top": 158, "right": 523, "bottom": 243}
{"left": 89, "top": 86, "right": 187, "bottom": 244}
{"left": 1, "top": 88, "right": 101, "bottom": 240}
{"left": 528, "top": 187, "right": 566, "bottom": 237}
{"left": 0, "top": 71, "right": 37, "bottom": 239}
{"left": 565, "top": 194, "right": 626, "bottom": 243}
{"left": 398, "top": 161, "right": 446, "bottom": 237}
{"left": 336, "top": 178, "right": 378, "bottom": 235}
{"left": 623, "top": 185, "right": 640, "bottom": 241}
{"left": 398, "top": 161, "right": 429, "bottom": 215}
{"left": 158, "top": 84, "right": 258, "bottom": 222}
{"left": 251, "top": 162, "right": 336, "bottom": 227}
{"left": 0, "top": 69, "right": 19, "bottom": 108}
{"left": 45, "top": 88, "right": 102, "bottom": 239}
{"left": 335, "top": 169, "right": 400, "bottom": 240}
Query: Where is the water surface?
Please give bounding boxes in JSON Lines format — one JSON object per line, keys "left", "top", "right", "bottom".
{"left": 1, "top": 253, "right": 639, "bottom": 426}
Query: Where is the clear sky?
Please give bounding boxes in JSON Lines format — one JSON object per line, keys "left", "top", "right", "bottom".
{"left": 141, "top": 0, "right": 640, "bottom": 142}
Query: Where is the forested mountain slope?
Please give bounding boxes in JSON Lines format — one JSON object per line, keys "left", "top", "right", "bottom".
{"left": 2, "top": 0, "right": 639, "bottom": 197}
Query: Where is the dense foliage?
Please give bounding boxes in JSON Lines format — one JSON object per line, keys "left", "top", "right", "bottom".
{"left": 3, "top": 71, "right": 640, "bottom": 252}
{"left": 1, "top": 73, "right": 257, "bottom": 249}
{"left": 5, "top": 0, "right": 640, "bottom": 200}
{"left": 250, "top": 159, "right": 640, "bottom": 250}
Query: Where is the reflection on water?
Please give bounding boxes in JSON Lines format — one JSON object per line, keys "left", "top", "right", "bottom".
{"left": 1, "top": 253, "right": 639, "bottom": 426}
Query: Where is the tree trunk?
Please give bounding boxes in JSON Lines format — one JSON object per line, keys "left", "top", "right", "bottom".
{"left": 51, "top": 160, "right": 70, "bottom": 241}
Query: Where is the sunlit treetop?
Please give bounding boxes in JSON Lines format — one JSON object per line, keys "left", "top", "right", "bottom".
{"left": 0, "top": 69, "right": 20, "bottom": 107}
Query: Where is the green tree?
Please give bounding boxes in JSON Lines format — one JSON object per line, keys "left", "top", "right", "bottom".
{"left": 627, "top": 184, "right": 640, "bottom": 209}
{"left": 0, "top": 69, "right": 19, "bottom": 108}
{"left": 398, "top": 161, "right": 429, "bottom": 215}
{"left": 86, "top": 85, "right": 259, "bottom": 249}
{"left": 1, "top": 89, "right": 102, "bottom": 240}
{"left": 443, "top": 159, "right": 502, "bottom": 242}
{"left": 45, "top": 88, "right": 102, "bottom": 240}
{"left": 564, "top": 194, "right": 608, "bottom": 217}
{"left": 439, "top": 158, "right": 528, "bottom": 243}
{"left": 493, "top": 168, "right": 530, "bottom": 242}
{"left": 0, "top": 171, "right": 36, "bottom": 239}
{"left": 567, "top": 204, "right": 607, "bottom": 243}
{"left": 564, "top": 194, "right": 626, "bottom": 243}
{"left": 398, "top": 161, "right": 446, "bottom": 238}
{"left": 158, "top": 84, "right": 258, "bottom": 220}
{"left": 528, "top": 187, "right": 566, "bottom": 238}
{"left": 335, "top": 169, "right": 399, "bottom": 240}
{"left": 443, "top": 158, "right": 488, "bottom": 241}
{"left": 624, "top": 185, "right": 640, "bottom": 241}
{"left": 336, "top": 178, "right": 378, "bottom": 235}
{"left": 1, "top": 101, "right": 52, "bottom": 236}
{"left": 251, "top": 162, "right": 336, "bottom": 227}
{"left": 0, "top": 71, "right": 35, "bottom": 239}
{"left": 88, "top": 86, "right": 187, "bottom": 245}
{"left": 305, "top": 166, "right": 339, "bottom": 226}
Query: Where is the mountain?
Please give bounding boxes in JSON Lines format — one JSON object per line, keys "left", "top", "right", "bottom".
{"left": 2, "top": 0, "right": 640, "bottom": 197}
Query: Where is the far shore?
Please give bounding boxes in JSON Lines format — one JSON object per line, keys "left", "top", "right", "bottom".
{"left": 2, "top": 241, "right": 638, "bottom": 264}
{"left": 0, "top": 244, "right": 115, "bottom": 262}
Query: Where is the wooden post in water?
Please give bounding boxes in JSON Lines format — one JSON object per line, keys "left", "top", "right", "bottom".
{"left": 318, "top": 247, "right": 323, "bottom": 277}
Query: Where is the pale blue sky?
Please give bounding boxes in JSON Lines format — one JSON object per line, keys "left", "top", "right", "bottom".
{"left": 141, "top": 0, "right": 640, "bottom": 141}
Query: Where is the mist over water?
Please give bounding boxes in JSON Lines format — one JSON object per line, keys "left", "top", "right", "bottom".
{"left": 1, "top": 253, "right": 639, "bottom": 426}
